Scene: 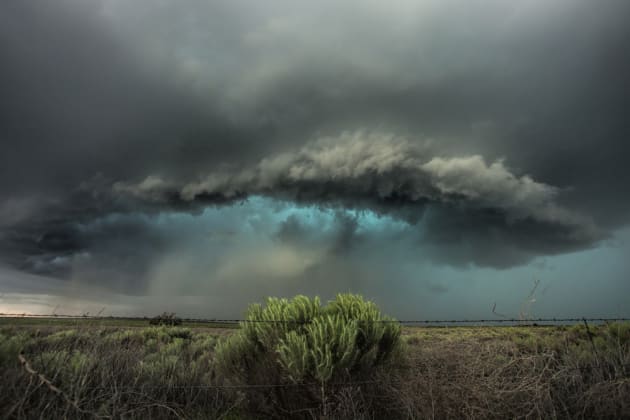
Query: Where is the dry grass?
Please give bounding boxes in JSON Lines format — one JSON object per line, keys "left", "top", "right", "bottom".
{"left": 1, "top": 322, "right": 628, "bottom": 419}
{"left": 391, "top": 324, "right": 630, "bottom": 419}
{"left": 0, "top": 324, "right": 238, "bottom": 419}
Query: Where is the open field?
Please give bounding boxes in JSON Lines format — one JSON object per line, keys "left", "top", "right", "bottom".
{"left": 0, "top": 316, "right": 238, "bottom": 330}
{"left": 1, "top": 320, "right": 629, "bottom": 419}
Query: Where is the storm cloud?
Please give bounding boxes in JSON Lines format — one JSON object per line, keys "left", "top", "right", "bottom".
{"left": 113, "top": 131, "right": 602, "bottom": 265}
{"left": 1, "top": 0, "right": 629, "bottom": 316}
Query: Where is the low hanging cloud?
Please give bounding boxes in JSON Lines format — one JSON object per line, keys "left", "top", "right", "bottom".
{"left": 4, "top": 131, "right": 601, "bottom": 285}
{"left": 114, "top": 132, "right": 593, "bottom": 225}
{"left": 112, "top": 131, "right": 602, "bottom": 266}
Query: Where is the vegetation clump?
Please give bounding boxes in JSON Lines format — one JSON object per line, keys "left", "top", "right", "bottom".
{"left": 149, "top": 312, "right": 182, "bottom": 326}
{"left": 215, "top": 293, "right": 403, "bottom": 415}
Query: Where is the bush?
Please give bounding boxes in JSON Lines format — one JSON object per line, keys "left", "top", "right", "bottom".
{"left": 215, "top": 293, "right": 403, "bottom": 416}
{"left": 149, "top": 312, "right": 182, "bottom": 326}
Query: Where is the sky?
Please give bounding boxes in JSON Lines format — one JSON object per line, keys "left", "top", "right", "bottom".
{"left": 0, "top": 0, "right": 629, "bottom": 319}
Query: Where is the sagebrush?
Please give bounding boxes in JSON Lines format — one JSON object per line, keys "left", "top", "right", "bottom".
{"left": 215, "top": 293, "right": 403, "bottom": 416}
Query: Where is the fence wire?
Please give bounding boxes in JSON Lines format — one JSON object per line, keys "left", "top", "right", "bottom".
{"left": 2, "top": 313, "right": 629, "bottom": 325}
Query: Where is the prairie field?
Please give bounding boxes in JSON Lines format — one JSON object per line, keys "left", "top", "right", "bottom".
{"left": 1, "top": 318, "right": 628, "bottom": 419}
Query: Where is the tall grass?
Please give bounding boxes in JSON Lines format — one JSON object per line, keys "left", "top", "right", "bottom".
{"left": 0, "top": 312, "right": 628, "bottom": 418}
{"left": 396, "top": 323, "right": 630, "bottom": 419}
{"left": 0, "top": 325, "right": 235, "bottom": 419}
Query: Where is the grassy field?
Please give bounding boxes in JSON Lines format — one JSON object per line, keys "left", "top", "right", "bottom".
{"left": 1, "top": 319, "right": 628, "bottom": 419}
{"left": 0, "top": 316, "right": 238, "bottom": 329}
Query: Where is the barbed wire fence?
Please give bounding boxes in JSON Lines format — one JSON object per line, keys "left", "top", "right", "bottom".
{"left": 1, "top": 312, "right": 629, "bottom": 325}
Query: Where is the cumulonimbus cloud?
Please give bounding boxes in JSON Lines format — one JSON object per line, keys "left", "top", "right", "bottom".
{"left": 113, "top": 131, "right": 601, "bottom": 250}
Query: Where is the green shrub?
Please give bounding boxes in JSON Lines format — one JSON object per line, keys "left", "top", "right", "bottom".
{"left": 0, "top": 333, "right": 32, "bottom": 367}
{"left": 605, "top": 322, "right": 630, "bottom": 347}
{"left": 215, "top": 293, "right": 403, "bottom": 416}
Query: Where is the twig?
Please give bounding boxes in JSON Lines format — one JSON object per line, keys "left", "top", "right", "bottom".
{"left": 18, "top": 353, "right": 109, "bottom": 419}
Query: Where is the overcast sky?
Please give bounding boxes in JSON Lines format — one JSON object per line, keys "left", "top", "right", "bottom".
{"left": 1, "top": 0, "right": 629, "bottom": 319}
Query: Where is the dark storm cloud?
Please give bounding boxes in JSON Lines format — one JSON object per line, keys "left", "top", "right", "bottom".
{"left": 1, "top": 0, "right": 629, "bottom": 288}
{"left": 111, "top": 131, "right": 603, "bottom": 267}
{"left": 0, "top": 1, "right": 270, "bottom": 196}
{"left": 420, "top": 206, "right": 601, "bottom": 268}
